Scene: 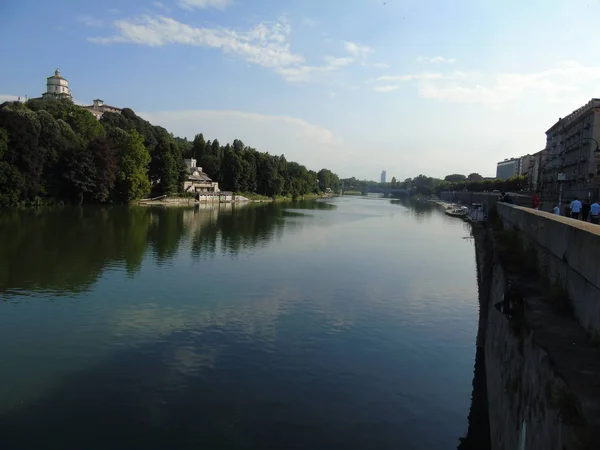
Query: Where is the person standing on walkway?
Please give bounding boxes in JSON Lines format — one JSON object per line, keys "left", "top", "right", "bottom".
{"left": 570, "top": 197, "right": 582, "bottom": 219}
{"left": 532, "top": 192, "right": 541, "bottom": 210}
{"left": 590, "top": 200, "right": 600, "bottom": 224}
{"left": 582, "top": 200, "right": 591, "bottom": 222}
{"left": 553, "top": 205, "right": 561, "bottom": 215}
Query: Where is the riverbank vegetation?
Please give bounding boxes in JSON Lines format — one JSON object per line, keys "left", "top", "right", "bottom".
{"left": 340, "top": 173, "right": 528, "bottom": 198}
{"left": 0, "top": 98, "right": 341, "bottom": 207}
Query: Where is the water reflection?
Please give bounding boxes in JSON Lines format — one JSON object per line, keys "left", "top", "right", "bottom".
{"left": 0, "top": 201, "right": 334, "bottom": 296}
{"left": 0, "top": 197, "right": 480, "bottom": 450}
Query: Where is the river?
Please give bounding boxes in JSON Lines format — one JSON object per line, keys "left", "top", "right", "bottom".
{"left": 0, "top": 196, "right": 480, "bottom": 449}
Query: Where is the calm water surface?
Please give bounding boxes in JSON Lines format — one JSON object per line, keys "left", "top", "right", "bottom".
{"left": 0, "top": 196, "right": 479, "bottom": 449}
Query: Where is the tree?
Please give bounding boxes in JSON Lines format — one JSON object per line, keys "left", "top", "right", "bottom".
{"left": 467, "top": 173, "right": 483, "bottom": 182}
{"left": 111, "top": 129, "right": 151, "bottom": 202}
{"left": 444, "top": 174, "right": 467, "bottom": 183}
{"left": 391, "top": 176, "right": 397, "bottom": 188}
{"left": 191, "top": 133, "right": 206, "bottom": 160}
{"left": 89, "top": 136, "right": 118, "bottom": 203}
{"left": 221, "top": 146, "right": 243, "bottom": 192}
{"left": 150, "top": 136, "right": 185, "bottom": 195}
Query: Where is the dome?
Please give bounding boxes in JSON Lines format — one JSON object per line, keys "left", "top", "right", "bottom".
{"left": 43, "top": 68, "right": 72, "bottom": 98}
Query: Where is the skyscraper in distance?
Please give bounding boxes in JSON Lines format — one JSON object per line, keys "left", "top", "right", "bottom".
{"left": 380, "top": 170, "right": 387, "bottom": 183}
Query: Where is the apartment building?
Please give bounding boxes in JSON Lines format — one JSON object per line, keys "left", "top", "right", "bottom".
{"left": 541, "top": 99, "right": 600, "bottom": 194}
{"left": 496, "top": 158, "right": 521, "bottom": 180}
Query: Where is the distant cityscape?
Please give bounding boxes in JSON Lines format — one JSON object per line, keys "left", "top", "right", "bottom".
{"left": 497, "top": 98, "right": 600, "bottom": 198}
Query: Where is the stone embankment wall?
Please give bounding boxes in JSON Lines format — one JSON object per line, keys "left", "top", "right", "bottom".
{"left": 440, "top": 191, "right": 531, "bottom": 212}
{"left": 474, "top": 224, "right": 600, "bottom": 450}
{"left": 497, "top": 204, "right": 600, "bottom": 337}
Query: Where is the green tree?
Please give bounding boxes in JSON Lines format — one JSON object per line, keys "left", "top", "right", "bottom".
{"left": 444, "top": 174, "right": 467, "bottom": 183}
{"left": 150, "top": 137, "right": 185, "bottom": 195}
{"left": 467, "top": 172, "right": 484, "bottom": 182}
{"left": 89, "top": 136, "right": 118, "bottom": 203}
{"left": 111, "top": 129, "right": 151, "bottom": 202}
{"left": 191, "top": 133, "right": 206, "bottom": 160}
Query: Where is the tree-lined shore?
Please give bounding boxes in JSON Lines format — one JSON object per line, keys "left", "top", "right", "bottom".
{"left": 0, "top": 98, "right": 341, "bottom": 207}
{"left": 340, "top": 172, "right": 528, "bottom": 197}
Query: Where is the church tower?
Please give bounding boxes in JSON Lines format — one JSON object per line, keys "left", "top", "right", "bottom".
{"left": 42, "top": 69, "right": 72, "bottom": 100}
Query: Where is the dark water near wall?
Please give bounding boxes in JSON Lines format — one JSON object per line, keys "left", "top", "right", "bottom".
{"left": 0, "top": 197, "right": 480, "bottom": 450}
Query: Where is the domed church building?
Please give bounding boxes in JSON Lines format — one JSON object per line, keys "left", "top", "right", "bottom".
{"left": 41, "top": 69, "right": 72, "bottom": 100}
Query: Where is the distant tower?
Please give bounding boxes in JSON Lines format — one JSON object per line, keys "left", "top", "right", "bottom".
{"left": 42, "top": 68, "right": 72, "bottom": 100}
{"left": 380, "top": 170, "right": 387, "bottom": 183}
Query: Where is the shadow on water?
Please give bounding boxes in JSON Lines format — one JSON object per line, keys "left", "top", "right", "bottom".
{"left": 390, "top": 198, "right": 437, "bottom": 221}
{"left": 394, "top": 198, "right": 491, "bottom": 449}
{"left": 0, "top": 201, "right": 329, "bottom": 297}
{"left": 0, "top": 324, "right": 434, "bottom": 450}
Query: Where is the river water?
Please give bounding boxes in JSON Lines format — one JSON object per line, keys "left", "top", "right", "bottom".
{"left": 0, "top": 196, "right": 480, "bottom": 450}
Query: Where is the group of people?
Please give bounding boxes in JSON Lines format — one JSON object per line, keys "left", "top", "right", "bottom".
{"left": 511, "top": 192, "right": 600, "bottom": 225}
{"left": 561, "top": 197, "right": 600, "bottom": 224}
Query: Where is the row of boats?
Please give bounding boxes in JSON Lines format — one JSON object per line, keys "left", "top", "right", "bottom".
{"left": 440, "top": 202, "right": 487, "bottom": 223}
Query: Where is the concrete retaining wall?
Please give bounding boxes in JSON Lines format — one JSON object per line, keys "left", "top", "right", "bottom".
{"left": 440, "top": 192, "right": 531, "bottom": 213}
{"left": 497, "top": 204, "right": 600, "bottom": 337}
{"left": 474, "top": 229, "right": 600, "bottom": 450}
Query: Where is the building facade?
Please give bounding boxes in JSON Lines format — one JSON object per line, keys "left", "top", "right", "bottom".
{"left": 526, "top": 149, "right": 548, "bottom": 192}
{"left": 41, "top": 69, "right": 72, "bottom": 101}
{"left": 183, "top": 158, "right": 220, "bottom": 194}
{"left": 83, "top": 99, "right": 122, "bottom": 119}
{"left": 496, "top": 158, "right": 521, "bottom": 180}
{"left": 541, "top": 98, "right": 600, "bottom": 196}
{"left": 380, "top": 170, "right": 387, "bottom": 184}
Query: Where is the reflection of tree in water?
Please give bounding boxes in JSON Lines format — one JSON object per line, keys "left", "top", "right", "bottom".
{"left": 0, "top": 207, "right": 152, "bottom": 296}
{"left": 190, "top": 203, "right": 287, "bottom": 259}
{"left": 0, "top": 200, "right": 337, "bottom": 296}
{"left": 390, "top": 198, "right": 437, "bottom": 221}
{"left": 146, "top": 207, "right": 187, "bottom": 264}
{"left": 189, "top": 200, "right": 336, "bottom": 259}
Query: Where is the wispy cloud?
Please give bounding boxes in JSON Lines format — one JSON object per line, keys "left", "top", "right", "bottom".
{"left": 89, "top": 15, "right": 371, "bottom": 83}
{"left": 370, "top": 61, "right": 600, "bottom": 105}
{"left": 417, "top": 56, "right": 456, "bottom": 64}
{"left": 153, "top": 1, "right": 171, "bottom": 12}
{"left": 139, "top": 109, "right": 344, "bottom": 170}
{"left": 0, "top": 95, "right": 20, "bottom": 103}
{"left": 371, "top": 73, "right": 448, "bottom": 83}
{"left": 178, "top": 0, "right": 233, "bottom": 11}
{"left": 373, "top": 62, "right": 390, "bottom": 69}
{"left": 344, "top": 41, "right": 372, "bottom": 58}
{"left": 373, "top": 85, "right": 399, "bottom": 92}
{"left": 108, "top": 8, "right": 120, "bottom": 14}
{"left": 78, "top": 15, "right": 104, "bottom": 27}
{"left": 301, "top": 17, "right": 319, "bottom": 28}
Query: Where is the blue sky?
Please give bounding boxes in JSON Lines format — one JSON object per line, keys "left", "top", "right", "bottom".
{"left": 3, "top": 0, "right": 600, "bottom": 180}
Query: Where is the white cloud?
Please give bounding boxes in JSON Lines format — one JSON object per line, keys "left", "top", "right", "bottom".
{"left": 417, "top": 56, "right": 456, "bottom": 64}
{"left": 153, "top": 1, "right": 171, "bottom": 12}
{"left": 139, "top": 109, "right": 344, "bottom": 169}
{"left": 77, "top": 15, "right": 104, "bottom": 27}
{"left": 373, "top": 62, "right": 389, "bottom": 68}
{"left": 301, "top": 17, "right": 319, "bottom": 27}
{"left": 373, "top": 85, "right": 399, "bottom": 92}
{"left": 178, "top": 0, "right": 232, "bottom": 10}
{"left": 89, "top": 15, "right": 370, "bottom": 83}
{"left": 414, "top": 61, "right": 600, "bottom": 105}
{"left": 0, "top": 95, "right": 20, "bottom": 103}
{"left": 371, "top": 73, "right": 447, "bottom": 83}
{"left": 344, "top": 41, "right": 372, "bottom": 58}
